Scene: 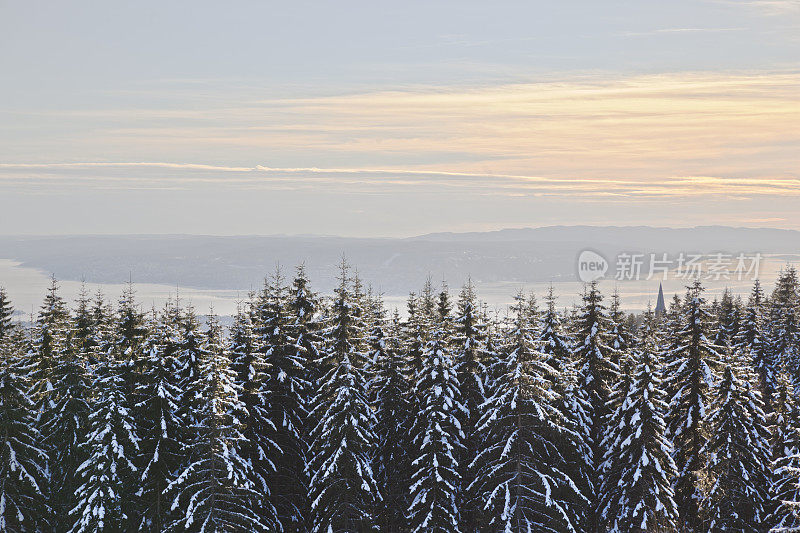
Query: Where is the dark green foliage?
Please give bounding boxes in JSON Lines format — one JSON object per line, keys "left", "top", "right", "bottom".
{"left": 307, "top": 264, "right": 380, "bottom": 532}
{"left": 452, "top": 280, "right": 489, "bottom": 531}
{"left": 0, "top": 339, "right": 48, "bottom": 531}
{"left": 768, "top": 267, "right": 800, "bottom": 387}
{"left": 71, "top": 357, "right": 141, "bottom": 533}
{"left": 736, "top": 280, "right": 775, "bottom": 411}
{"left": 769, "top": 372, "right": 800, "bottom": 531}
{"left": 471, "top": 292, "right": 582, "bottom": 532}
{"left": 370, "top": 308, "right": 411, "bottom": 532}
{"left": 407, "top": 300, "right": 464, "bottom": 533}
{"left": 3, "top": 266, "right": 800, "bottom": 531}
{"left": 166, "top": 314, "right": 271, "bottom": 532}
{"left": 664, "top": 280, "right": 721, "bottom": 532}
{"left": 135, "top": 304, "right": 187, "bottom": 532}
{"left": 0, "top": 288, "right": 14, "bottom": 341}
{"left": 254, "top": 268, "right": 312, "bottom": 530}
{"left": 600, "top": 310, "right": 678, "bottom": 532}
{"left": 573, "top": 281, "right": 619, "bottom": 531}
{"left": 702, "top": 352, "right": 771, "bottom": 532}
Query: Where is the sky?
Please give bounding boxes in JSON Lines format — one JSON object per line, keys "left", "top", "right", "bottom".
{"left": 1, "top": 0, "right": 799, "bottom": 236}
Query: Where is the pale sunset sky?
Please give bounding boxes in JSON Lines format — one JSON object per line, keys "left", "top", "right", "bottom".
{"left": 1, "top": 1, "right": 799, "bottom": 236}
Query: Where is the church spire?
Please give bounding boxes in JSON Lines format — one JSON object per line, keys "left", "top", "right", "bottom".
{"left": 655, "top": 282, "right": 666, "bottom": 316}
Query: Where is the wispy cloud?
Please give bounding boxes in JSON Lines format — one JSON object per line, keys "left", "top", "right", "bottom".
{"left": 2, "top": 70, "right": 799, "bottom": 219}
{"left": 2, "top": 162, "right": 799, "bottom": 200}
{"left": 7, "top": 71, "right": 797, "bottom": 185}
{"left": 620, "top": 27, "right": 747, "bottom": 37}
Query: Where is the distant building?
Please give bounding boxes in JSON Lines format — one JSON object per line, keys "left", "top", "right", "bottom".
{"left": 655, "top": 283, "right": 666, "bottom": 316}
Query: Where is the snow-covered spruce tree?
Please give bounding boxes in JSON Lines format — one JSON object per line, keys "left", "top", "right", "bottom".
{"left": 75, "top": 288, "right": 114, "bottom": 368}
{"left": 227, "top": 301, "right": 280, "bottom": 530}
{"left": 0, "top": 331, "right": 49, "bottom": 531}
{"left": 73, "top": 285, "right": 95, "bottom": 357}
{"left": 537, "top": 286, "right": 590, "bottom": 529}
{"left": 33, "top": 279, "right": 92, "bottom": 530}
{"left": 452, "top": 280, "right": 489, "bottom": 532}
{"left": 135, "top": 303, "right": 187, "bottom": 532}
{"left": 659, "top": 292, "right": 683, "bottom": 426}
{"left": 254, "top": 268, "right": 312, "bottom": 530}
{"left": 605, "top": 289, "right": 632, "bottom": 414}
{"left": 0, "top": 288, "right": 15, "bottom": 342}
{"left": 70, "top": 355, "right": 140, "bottom": 532}
{"left": 28, "top": 277, "right": 72, "bottom": 403}
{"left": 407, "top": 287, "right": 465, "bottom": 533}
{"left": 114, "top": 283, "right": 148, "bottom": 402}
{"left": 608, "top": 289, "right": 632, "bottom": 361}
{"left": 286, "top": 263, "right": 323, "bottom": 418}
{"left": 470, "top": 291, "right": 583, "bottom": 532}
{"left": 769, "top": 267, "right": 800, "bottom": 386}
{"left": 598, "top": 349, "right": 635, "bottom": 530}
{"left": 286, "top": 264, "right": 324, "bottom": 524}
{"left": 736, "top": 280, "right": 776, "bottom": 412}
{"left": 175, "top": 304, "right": 204, "bottom": 428}
{"left": 42, "top": 339, "right": 92, "bottom": 529}
{"left": 166, "top": 312, "right": 271, "bottom": 532}
{"left": 540, "top": 285, "right": 573, "bottom": 372}
{"left": 307, "top": 263, "right": 380, "bottom": 532}
{"left": 664, "top": 280, "right": 720, "bottom": 532}
{"left": 713, "top": 288, "right": 741, "bottom": 349}
{"left": 769, "top": 372, "right": 800, "bottom": 531}
{"left": 25, "top": 277, "right": 71, "bottom": 527}
{"left": 599, "top": 309, "right": 678, "bottom": 532}
{"left": 369, "top": 303, "right": 411, "bottom": 532}
{"left": 573, "top": 281, "right": 619, "bottom": 531}
{"left": 401, "top": 288, "right": 433, "bottom": 490}
{"left": 702, "top": 348, "right": 771, "bottom": 532}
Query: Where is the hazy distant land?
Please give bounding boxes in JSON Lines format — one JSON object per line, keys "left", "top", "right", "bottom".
{"left": 1, "top": 226, "right": 799, "bottom": 316}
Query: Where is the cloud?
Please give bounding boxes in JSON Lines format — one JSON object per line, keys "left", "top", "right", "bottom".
{"left": 2, "top": 162, "right": 799, "bottom": 200}
{"left": 2, "top": 71, "right": 799, "bottom": 210}
{"left": 10, "top": 70, "right": 796, "bottom": 183}
{"left": 620, "top": 27, "right": 747, "bottom": 37}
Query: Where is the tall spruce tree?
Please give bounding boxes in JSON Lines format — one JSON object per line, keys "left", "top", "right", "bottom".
{"left": 470, "top": 291, "right": 582, "bottom": 532}
{"left": 713, "top": 288, "right": 741, "bottom": 349}
{"left": 769, "top": 267, "right": 800, "bottom": 386}
{"left": 538, "top": 286, "right": 590, "bottom": 529}
{"left": 608, "top": 290, "right": 631, "bottom": 360}
{"left": 135, "top": 304, "right": 187, "bottom": 532}
{"left": 599, "top": 309, "right": 678, "bottom": 532}
{"left": 737, "top": 280, "right": 776, "bottom": 411}
{"left": 540, "top": 285, "right": 573, "bottom": 370}
{"left": 254, "top": 268, "right": 311, "bottom": 530}
{"left": 407, "top": 288, "right": 465, "bottom": 533}
{"left": 114, "top": 283, "right": 147, "bottom": 404}
{"left": 769, "top": 372, "right": 800, "bottom": 531}
{"left": 369, "top": 303, "right": 411, "bottom": 532}
{"left": 175, "top": 304, "right": 204, "bottom": 429}
{"left": 73, "top": 284, "right": 94, "bottom": 358}
{"left": 664, "top": 280, "right": 720, "bottom": 532}
{"left": 287, "top": 265, "right": 323, "bottom": 496}
{"left": 227, "top": 300, "right": 281, "bottom": 529}
{"left": 0, "top": 288, "right": 14, "bottom": 342}
{"left": 573, "top": 281, "right": 619, "bottom": 531}
{"left": 34, "top": 280, "right": 92, "bottom": 531}
{"left": 70, "top": 355, "right": 140, "bottom": 532}
{"left": 307, "top": 263, "right": 380, "bottom": 531}
{"left": 166, "top": 312, "right": 270, "bottom": 532}
{"left": 452, "top": 280, "right": 489, "bottom": 532}
{"left": 0, "top": 332, "right": 49, "bottom": 531}
{"left": 702, "top": 350, "right": 771, "bottom": 532}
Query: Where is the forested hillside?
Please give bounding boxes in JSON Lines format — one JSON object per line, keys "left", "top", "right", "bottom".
{"left": 1, "top": 264, "right": 799, "bottom": 532}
